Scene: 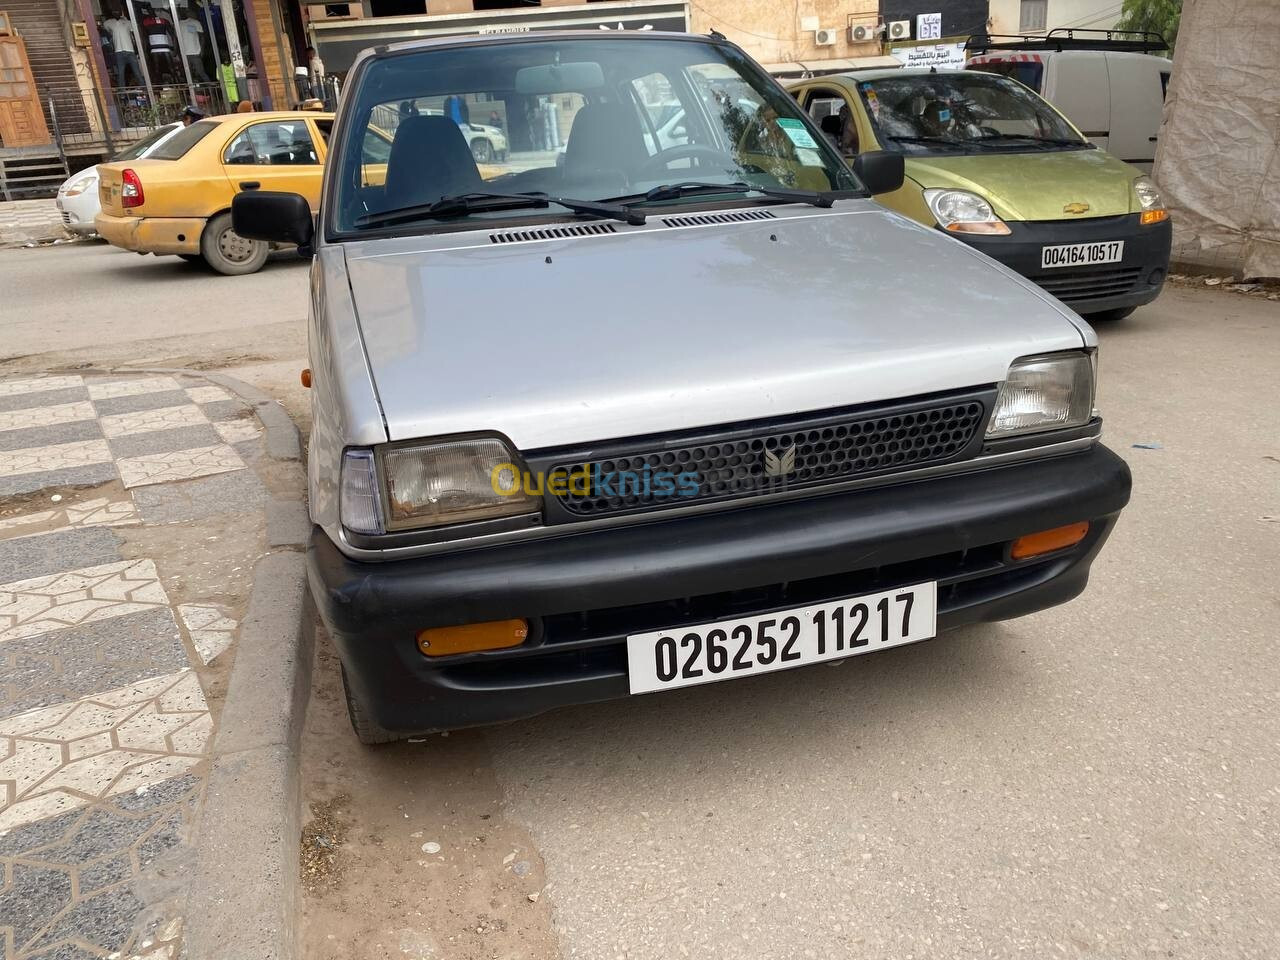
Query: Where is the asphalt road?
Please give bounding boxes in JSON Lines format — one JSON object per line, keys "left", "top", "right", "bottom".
{"left": 5, "top": 240, "right": 1278, "bottom": 958}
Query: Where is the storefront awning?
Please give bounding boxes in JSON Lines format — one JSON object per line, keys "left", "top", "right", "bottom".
{"left": 762, "top": 55, "right": 903, "bottom": 77}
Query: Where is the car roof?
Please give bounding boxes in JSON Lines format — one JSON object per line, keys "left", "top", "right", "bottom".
{"left": 350, "top": 28, "right": 725, "bottom": 73}
{"left": 203, "top": 110, "right": 335, "bottom": 122}
{"left": 799, "top": 68, "right": 995, "bottom": 84}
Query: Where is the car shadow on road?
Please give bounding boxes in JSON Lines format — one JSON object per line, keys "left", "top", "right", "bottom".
{"left": 89, "top": 245, "right": 309, "bottom": 283}
{"left": 481, "top": 620, "right": 1035, "bottom": 793}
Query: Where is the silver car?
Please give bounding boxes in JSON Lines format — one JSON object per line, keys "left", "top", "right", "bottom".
{"left": 235, "top": 30, "right": 1131, "bottom": 744}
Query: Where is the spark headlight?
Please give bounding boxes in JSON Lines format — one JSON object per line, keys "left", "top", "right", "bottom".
{"left": 986, "top": 352, "right": 1095, "bottom": 438}
{"left": 923, "top": 188, "right": 1012, "bottom": 236}
{"left": 341, "top": 438, "right": 541, "bottom": 535}
{"left": 1134, "top": 176, "right": 1168, "bottom": 225}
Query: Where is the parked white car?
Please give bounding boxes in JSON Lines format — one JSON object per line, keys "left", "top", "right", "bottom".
{"left": 967, "top": 29, "right": 1171, "bottom": 172}
{"left": 55, "top": 123, "right": 183, "bottom": 235}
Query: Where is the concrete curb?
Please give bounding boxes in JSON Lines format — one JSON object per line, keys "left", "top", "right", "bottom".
{"left": 108, "top": 368, "right": 312, "bottom": 960}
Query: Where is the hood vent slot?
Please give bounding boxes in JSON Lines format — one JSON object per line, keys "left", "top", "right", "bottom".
{"left": 661, "top": 209, "right": 778, "bottom": 228}
{"left": 489, "top": 223, "right": 617, "bottom": 244}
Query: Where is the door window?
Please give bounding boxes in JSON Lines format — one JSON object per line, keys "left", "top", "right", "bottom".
{"left": 804, "top": 88, "right": 858, "bottom": 156}
{"left": 223, "top": 121, "right": 319, "bottom": 165}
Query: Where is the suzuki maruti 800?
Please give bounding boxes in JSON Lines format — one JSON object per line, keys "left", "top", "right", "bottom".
{"left": 234, "top": 30, "right": 1131, "bottom": 743}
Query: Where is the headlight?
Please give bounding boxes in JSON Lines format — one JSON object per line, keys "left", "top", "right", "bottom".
{"left": 986, "top": 352, "right": 1095, "bottom": 438}
{"left": 923, "top": 188, "right": 1012, "bottom": 236}
{"left": 63, "top": 173, "right": 96, "bottom": 197}
{"left": 1134, "top": 175, "right": 1168, "bottom": 224}
{"left": 377, "top": 437, "right": 540, "bottom": 532}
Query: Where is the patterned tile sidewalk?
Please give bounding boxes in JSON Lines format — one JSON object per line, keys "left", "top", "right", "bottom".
{"left": 0, "top": 372, "right": 283, "bottom": 959}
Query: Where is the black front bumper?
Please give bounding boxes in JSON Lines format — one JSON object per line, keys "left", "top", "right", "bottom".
{"left": 956, "top": 214, "right": 1171, "bottom": 315}
{"left": 310, "top": 444, "right": 1131, "bottom": 735}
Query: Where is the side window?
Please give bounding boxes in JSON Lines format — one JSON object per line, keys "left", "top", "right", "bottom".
{"left": 312, "top": 118, "right": 333, "bottom": 145}
{"left": 629, "top": 71, "right": 690, "bottom": 157}
{"left": 223, "top": 121, "right": 318, "bottom": 166}
{"left": 1159, "top": 69, "right": 1170, "bottom": 100}
{"left": 805, "top": 88, "right": 857, "bottom": 156}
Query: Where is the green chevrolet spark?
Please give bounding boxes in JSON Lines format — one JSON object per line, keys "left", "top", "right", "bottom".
{"left": 788, "top": 68, "right": 1171, "bottom": 319}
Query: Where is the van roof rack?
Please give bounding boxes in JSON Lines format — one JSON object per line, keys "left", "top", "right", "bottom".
{"left": 965, "top": 28, "right": 1169, "bottom": 55}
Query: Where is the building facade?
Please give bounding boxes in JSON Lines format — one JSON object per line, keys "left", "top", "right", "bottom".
{"left": 987, "top": 0, "right": 1122, "bottom": 35}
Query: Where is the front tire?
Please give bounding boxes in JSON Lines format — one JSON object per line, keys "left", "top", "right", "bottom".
{"left": 200, "top": 212, "right": 268, "bottom": 276}
{"left": 341, "top": 665, "right": 399, "bottom": 745}
{"left": 470, "top": 137, "right": 493, "bottom": 163}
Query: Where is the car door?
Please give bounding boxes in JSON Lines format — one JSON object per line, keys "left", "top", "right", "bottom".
{"left": 221, "top": 118, "right": 324, "bottom": 207}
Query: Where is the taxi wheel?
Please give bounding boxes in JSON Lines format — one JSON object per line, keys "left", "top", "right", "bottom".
{"left": 341, "top": 665, "right": 399, "bottom": 745}
{"left": 200, "top": 212, "right": 269, "bottom": 276}
{"left": 470, "top": 137, "right": 493, "bottom": 163}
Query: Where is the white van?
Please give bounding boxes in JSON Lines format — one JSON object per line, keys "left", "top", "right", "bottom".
{"left": 967, "top": 30, "right": 1172, "bottom": 172}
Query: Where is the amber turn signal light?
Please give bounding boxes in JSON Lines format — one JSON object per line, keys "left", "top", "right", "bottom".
{"left": 300, "top": 368, "right": 312, "bottom": 388}
{"left": 1010, "top": 522, "right": 1090, "bottom": 560}
{"left": 1140, "top": 209, "right": 1168, "bottom": 225}
{"left": 417, "top": 619, "right": 529, "bottom": 657}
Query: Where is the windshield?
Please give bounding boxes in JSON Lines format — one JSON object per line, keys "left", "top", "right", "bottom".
{"left": 330, "top": 37, "right": 861, "bottom": 235}
{"left": 854, "top": 72, "right": 1086, "bottom": 156}
{"left": 112, "top": 124, "right": 178, "bottom": 161}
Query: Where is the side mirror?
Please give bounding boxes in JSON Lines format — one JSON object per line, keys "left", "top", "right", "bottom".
{"left": 232, "top": 190, "right": 315, "bottom": 257}
{"left": 852, "top": 150, "right": 905, "bottom": 195}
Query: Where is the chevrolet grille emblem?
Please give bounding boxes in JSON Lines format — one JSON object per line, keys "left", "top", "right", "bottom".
{"left": 763, "top": 445, "right": 797, "bottom": 478}
{"left": 1063, "top": 201, "right": 1091, "bottom": 215}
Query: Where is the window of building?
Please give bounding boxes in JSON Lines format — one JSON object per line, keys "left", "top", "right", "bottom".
{"left": 1019, "top": 0, "right": 1048, "bottom": 32}
{"left": 473, "top": 0, "right": 541, "bottom": 9}
{"left": 370, "top": 0, "right": 424, "bottom": 16}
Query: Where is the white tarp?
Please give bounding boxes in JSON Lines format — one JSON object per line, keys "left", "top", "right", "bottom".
{"left": 1155, "top": 0, "right": 1280, "bottom": 278}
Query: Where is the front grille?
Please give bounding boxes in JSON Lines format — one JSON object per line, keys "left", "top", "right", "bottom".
{"left": 61, "top": 212, "right": 72, "bottom": 226}
{"left": 1036, "top": 266, "right": 1143, "bottom": 303}
{"left": 537, "top": 391, "right": 989, "bottom": 520}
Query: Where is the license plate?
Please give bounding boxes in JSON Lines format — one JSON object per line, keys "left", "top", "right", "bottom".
{"left": 627, "top": 582, "right": 937, "bottom": 695}
{"left": 1041, "top": 240, "right": 1124, "bottom": 269}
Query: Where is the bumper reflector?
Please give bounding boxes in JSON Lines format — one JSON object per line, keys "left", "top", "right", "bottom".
{"left": 417, "top": 619, "right": 529, "bottom": 657}
{"left": 1011, "top": 522, "right": 1090, "bottom": 560}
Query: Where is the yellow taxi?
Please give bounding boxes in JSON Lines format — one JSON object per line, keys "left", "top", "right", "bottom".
{"left": 95, "top": 111, "right": 334, "bottom": 275}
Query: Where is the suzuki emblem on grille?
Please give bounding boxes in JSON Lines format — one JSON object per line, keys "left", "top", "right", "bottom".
{"left": 763, "top": 445, "right": 797, "bottom": 478}
{"left": 1063, "top": 201, "right": 1090, "bottom": 215}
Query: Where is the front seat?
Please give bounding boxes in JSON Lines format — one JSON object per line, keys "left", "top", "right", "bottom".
{"left": 561, "top": 104, "right": 646, "bottom": 192}
{"left": 384, "top": 115, "right": 483, "bottom": 209}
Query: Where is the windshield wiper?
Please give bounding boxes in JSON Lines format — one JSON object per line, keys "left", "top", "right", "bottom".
{"left": 356, "top": 191, "right": 645, "bottom": 229}
{"left": 603, "top": 181, "right": 835, "bottom": 208}
{"left": 884, "top": 135, "right": 968, "bottom": 150}
{"left": 973, "top": 133, "right": 1086, "bottom": 148}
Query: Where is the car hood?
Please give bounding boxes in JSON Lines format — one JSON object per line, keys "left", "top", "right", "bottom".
{"left": 343, "top": 203, "right": 1089, "bottom": 450}
{"left": 905, "top": 149, "right": 1138, "bottom": 221}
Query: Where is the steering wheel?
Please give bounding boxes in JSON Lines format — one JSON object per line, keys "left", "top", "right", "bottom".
{"left": 639, "top": 143, "right": 736, "bottom": 177}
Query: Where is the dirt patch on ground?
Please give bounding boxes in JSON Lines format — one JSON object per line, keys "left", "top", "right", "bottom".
{"left": 301, "top": 794, "right": 351, "bottom": 892}
{"left": 298, "top": 628, "right": 560, "bottom": 960}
